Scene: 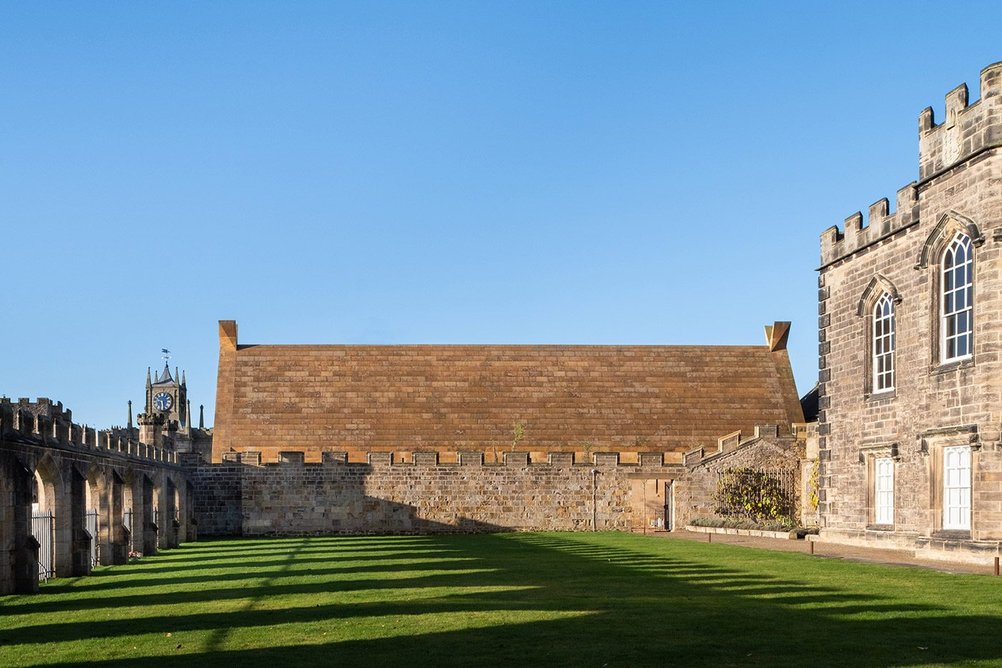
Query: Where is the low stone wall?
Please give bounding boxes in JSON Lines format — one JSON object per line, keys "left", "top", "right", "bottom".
{"left": 189, "top": 457, "right": 679, "bottom": 536}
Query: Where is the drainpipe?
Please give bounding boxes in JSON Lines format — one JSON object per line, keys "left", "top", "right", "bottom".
{"left": 591, "top": 469, "right": 599, "bottom": 531}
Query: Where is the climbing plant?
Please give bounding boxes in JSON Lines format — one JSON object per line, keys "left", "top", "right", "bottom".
{"left": 716, "top": 467, "right": 796, "bottom": 525}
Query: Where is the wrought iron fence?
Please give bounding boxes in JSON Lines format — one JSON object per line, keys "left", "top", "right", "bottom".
{"left": 153, "top": 506, "right": 161, "bottom": 549}
{"left": 123, "top": 509, "right": 134, "bottom": 554}
{"left": 715, "top": 467, "right": 798, "bottom": 522}
{"left": 85, "top": 509, "right": 99, "bottom": 568}
{"left": 31, "top": 511, "right": 54, "bottom": 580}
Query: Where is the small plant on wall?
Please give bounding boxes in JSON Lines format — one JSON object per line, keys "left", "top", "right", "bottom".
{"left": 511, "top": 421, "right": 525, "bottom": 451}
{"left": 716, "top": 467, "right": 796, "bottom": 526}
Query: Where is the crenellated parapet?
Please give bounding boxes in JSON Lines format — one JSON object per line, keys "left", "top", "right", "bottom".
{"left": 919, "top": 62, "right": 1002, "bottom": 182}
{"left": 0, "top": 396, "right": 178, "bottom": 465}
{"left": 821, "top": 63, "right": 1002, "bottom": 268}
{"left": 217, "top": 448, "right": 682, "bottom": 469}
{"left": 820, "top": 184, "right": 919, "bottom": 267}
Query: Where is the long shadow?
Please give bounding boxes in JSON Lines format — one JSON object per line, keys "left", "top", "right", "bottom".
{"left": 3, "top": 532, "right": 1002, "bottom": 666}
{"left": 8, "top": 561, "right": 496, "bottom": 617}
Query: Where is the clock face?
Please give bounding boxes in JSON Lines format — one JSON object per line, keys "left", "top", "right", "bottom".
{"left": 153, "top": 392, "right": 173, "bottom": 412}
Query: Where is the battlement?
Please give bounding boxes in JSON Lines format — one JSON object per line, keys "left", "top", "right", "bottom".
{"left": 682, "top": 423, "right": 794, "bottom": 466}
{"left": 820, "top": 184, "right": 919, "bottom": 266}
{"left": 0, "top": 397, "right": 179, "bottom": 465}
{"left": 219, "top": 448, "right": 682, "bottom": 469}
{"left": 820, "top": 63, "right": 1002, "bottom": 268}
{"left": 919, "top": 62, "right": 1002, "bottom": 181}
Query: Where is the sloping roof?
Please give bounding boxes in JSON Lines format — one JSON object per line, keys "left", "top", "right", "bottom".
{"left": 212, "top": 321, "right": 804, "bottom": 461}
{"left": 154, "top": 364, "right": 174, "bottom": 385}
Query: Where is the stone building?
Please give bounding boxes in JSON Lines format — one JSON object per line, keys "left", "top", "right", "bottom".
{"left": 0, "top": 397, "right": 192, "bottom": 593}
{"left": 818, "top": 62, "right": 1002, "bottom": 561}
{"left": 211, "top": 319, "right": 804, "bottom": 465}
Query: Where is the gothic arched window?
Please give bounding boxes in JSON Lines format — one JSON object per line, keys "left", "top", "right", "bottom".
{"left": 873, "top": 293, "right": 895, "bottom": 392}
{"left": 941, "top": 232, "right": 973, "bottom": 363}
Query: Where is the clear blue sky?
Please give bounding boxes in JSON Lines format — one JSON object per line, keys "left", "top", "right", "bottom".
{"left": 2, "top": 2, "right": 999, "bottom": 430}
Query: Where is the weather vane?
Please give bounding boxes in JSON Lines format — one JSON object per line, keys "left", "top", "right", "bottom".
{"left": 161, "top": 348, "right": 171, "bottom": 364}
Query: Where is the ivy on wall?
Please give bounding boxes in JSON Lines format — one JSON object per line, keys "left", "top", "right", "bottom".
{"left": 716, "top": 467, "right": 797, "bottom": 525}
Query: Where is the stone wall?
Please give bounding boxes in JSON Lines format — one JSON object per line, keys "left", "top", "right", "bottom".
{"left": 190, "top": 454, "right": 673, "bottom": 536}
{"left": 818, "top": 63, "right": 1002, "bottom": 560}
{"left": 189, "top": 429, "right": 802, "bottom": 538}
{"left": 681, "top": 429, "right": 801, "bottom": 525}
{"left": 0, "top": 398, "right": 193, "bottom": 594}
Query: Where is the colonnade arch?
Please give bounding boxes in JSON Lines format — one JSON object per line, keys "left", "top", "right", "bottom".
{"left": 0, "top": 443, "right": 193, "bottom": 593}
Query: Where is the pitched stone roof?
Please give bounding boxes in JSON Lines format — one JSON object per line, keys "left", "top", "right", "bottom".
{"left": 212, "top": 321, "right": 804, "bottom": 462}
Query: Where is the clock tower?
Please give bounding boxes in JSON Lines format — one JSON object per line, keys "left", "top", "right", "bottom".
{"left": 138, "top": 356, "right": 191, "bottom": 449}
{"left": 144, "top": 362, "right": 187, "bottom": 427}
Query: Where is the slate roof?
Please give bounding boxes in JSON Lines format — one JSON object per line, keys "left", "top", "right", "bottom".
{"left": 212, "top": 322, "right": 804, "bottom": 461}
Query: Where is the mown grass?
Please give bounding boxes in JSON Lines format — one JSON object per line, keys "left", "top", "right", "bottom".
{"left": 2, "top": 532, "right": 1002, "bottom": 666}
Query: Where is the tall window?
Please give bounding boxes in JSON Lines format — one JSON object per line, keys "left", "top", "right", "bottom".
{"left": 943, "top": 446, "right": 971, "bottom": 531}
{"left": 873, "top": 293, "right": 895, "bottom": 392}
{"left": 942, "top": 232, "right": 973, "bottom": 362}
{"left": 874, "top": 457, "right": 894, "bottom": 525}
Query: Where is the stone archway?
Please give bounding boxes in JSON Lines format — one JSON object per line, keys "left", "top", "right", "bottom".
{"left": 32, "top": 455, "right": 61, "bottom": 578}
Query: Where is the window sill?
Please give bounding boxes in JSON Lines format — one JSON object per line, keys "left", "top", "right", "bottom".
{"left": 866, "top": 524, "right": 894, "bottom": 532}
{"left": 931, "top": 357, "right": 974, "bottom": 376}
{"left": 865, "top": 389, "right": 896, "bottom": 403}
{"left": 931, "top": 529, "right": 972, "bottom": 540}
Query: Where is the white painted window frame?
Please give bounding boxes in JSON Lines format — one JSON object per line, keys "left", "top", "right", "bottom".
{"left": 872, "top": 293, "right": 895, "bottom": 393}
{"left": 941, "top": 232, "right": 973, "bottom": 363}
{"left": 943, "top": 445, "right": 971, "bottom": 531}
{"left": 874, "top": 457, "right": 894, "bottom": 525}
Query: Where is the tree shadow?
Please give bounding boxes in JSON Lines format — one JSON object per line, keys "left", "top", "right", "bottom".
{"left": 3, "top": 532, "right": 1002, "bottom": 667}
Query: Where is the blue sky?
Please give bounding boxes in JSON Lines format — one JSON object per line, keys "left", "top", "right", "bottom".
{"left": 2, "top": 2, "right": 999, "bottom": 429}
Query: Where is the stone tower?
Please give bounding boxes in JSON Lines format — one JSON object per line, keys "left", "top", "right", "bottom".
{"left": 137, "top": 361, "right": 193, "bottom": 449}
{"left": 818, "top": 62, "right": 1002, "bottom": 561}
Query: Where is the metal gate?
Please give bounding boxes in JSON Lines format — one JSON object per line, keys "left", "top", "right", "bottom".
{"left": 123, "top": 509, "right": 133, "bottom": 554}
{"left": 663, "top": 482, "right": 673, "bottom": 532}
{"left": 31, "top": 512, "right": 54, "bottom": 580}
{"left": 85, "top": 509, "right": 99, "bottom": 567}
{"left": 153, "top": 506, "right": 160, "bottom": 549}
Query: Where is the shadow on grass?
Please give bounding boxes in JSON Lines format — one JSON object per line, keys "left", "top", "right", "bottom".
{"left": 5, "top": 532, "right": 1002, "bottom": 667}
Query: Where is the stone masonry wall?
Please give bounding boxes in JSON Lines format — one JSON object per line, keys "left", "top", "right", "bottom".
{"left": 190, "top": 456, "right": 680, "bottom": 536}
{"left": 818, "top": 63, "right": 1002, "bottom": 554}
{"left": 681, "top": 436, "right": 800, "bottom": 526}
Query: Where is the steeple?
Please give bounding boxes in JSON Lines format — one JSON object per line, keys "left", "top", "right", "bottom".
{"left": 155, "top": 363, "right": 173, "bottom": 385}
{"left": 181, "top": 370, "right": 187, "bottom": 387}
{"left": 146, "top": 367, "right": 152, "bottom": 387}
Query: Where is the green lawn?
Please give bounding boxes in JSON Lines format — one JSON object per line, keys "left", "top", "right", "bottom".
{"left": 2, "top": 532, "right": 1001, "bottom": 667}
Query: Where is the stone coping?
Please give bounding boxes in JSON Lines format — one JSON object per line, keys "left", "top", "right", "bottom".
{"left": 684, "top": 525, "right": 797, "bottom": 540}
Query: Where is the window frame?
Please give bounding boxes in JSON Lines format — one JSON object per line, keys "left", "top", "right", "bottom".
{"left": 942, "top": 445, "right": 972, "bottom": 531}
{"left": 940, "top": 232, "right": 974, "bottom": 364}
{"left": 873, "top": 456, "right": 894, "bottom": 526}
{"left": 872, "top": 293, "right": 895, "bottom": 394}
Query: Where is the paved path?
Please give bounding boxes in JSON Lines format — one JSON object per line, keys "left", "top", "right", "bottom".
{"left": 649, "top": 529, "right": 998, "bottom": 576}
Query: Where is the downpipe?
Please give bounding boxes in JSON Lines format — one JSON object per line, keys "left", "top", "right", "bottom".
{"left": 591, "top": 468, "right": 599, "bottom": 531}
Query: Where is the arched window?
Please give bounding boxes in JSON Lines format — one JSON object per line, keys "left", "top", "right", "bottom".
{"left": 941, "top": 232, "right": 973, "bottom": 362}
{"left": 873, "top": 293, "right": 895, "bottom": 392}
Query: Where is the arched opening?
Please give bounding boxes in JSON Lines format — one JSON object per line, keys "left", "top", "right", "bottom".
{"left": 32, "top": 458, "right": 59, "bottom": 580}
{"left": 121, "top": 471, "right": 135, "bottom": 558}
{"left": 84, "top": 470, "right": 102, "bottom": 568}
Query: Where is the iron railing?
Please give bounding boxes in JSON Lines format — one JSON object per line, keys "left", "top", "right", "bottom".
{"left": 85, "top": 509, "right": 99, "bottom": 568}
{"left": 31, "top": 511, "right": 54, "bottom": 580}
